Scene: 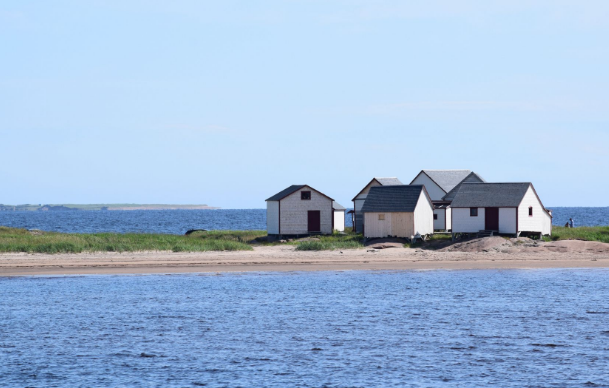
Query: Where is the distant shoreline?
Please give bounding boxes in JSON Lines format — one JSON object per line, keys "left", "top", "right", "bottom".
{"left": 0, "top": 204, "right": 220, "bottom": 211}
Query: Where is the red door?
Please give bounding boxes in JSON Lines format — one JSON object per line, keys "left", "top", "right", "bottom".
{"left": 308, "top": 211, "right": 321, "bottom": 232}
{"left": 485, "top": 207, "right": 499, "bottom": 231}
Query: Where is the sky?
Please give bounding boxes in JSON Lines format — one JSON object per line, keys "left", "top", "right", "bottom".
{"left": 1, "top": 0, "right": 608, "bottom": 208}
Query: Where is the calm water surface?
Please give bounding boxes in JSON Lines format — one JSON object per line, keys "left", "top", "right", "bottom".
{"left": 2, "top": 270, "right": 609, "bottom": 387}
{"left": 0, "top": 207, "right": 607, "bottom": 234}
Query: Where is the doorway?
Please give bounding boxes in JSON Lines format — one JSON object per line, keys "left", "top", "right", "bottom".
{"left": 308, "top": 211, "right": 321, "bottom": 232}
{"left": 485, "top": 207, "right": 499, "bottom": 231}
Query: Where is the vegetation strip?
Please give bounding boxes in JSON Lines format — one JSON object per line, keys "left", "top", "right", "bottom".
{"left": 0, "top": 226, "right": 606, "bottom": 254}
{"left": 0, "top": 227, "right": 265, "bottom": 253}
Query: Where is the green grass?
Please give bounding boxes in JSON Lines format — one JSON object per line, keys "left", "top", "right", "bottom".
{"left": 295, "top": 232, "right": 364, "bottom": 251}
{"left": 542, "top": 226, "right": 609, "bottom": 244}
{"left": 0, "top": 227, "right": 259, "bottom": 254}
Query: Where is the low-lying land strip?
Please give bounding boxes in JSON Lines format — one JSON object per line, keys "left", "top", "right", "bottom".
{"left": 0, "top": 226, "right": 608, "bottom": 275}
{"left": 0, "top": 204, "right": 219, "bottom": 211}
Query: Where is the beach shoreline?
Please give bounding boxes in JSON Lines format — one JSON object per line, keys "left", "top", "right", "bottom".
{"left": 1, "top": 244, "right": 608, "bottom": 276}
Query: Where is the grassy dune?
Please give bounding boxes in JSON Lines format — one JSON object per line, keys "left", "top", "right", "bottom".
{"left": 544, "top": 226, "right": 609, "bottom": 244}
{"left": 295, "top": 233, "right": 364, "bottom": 251}
{"left": 0, "top": 227, "right": 264, "bottom": 254}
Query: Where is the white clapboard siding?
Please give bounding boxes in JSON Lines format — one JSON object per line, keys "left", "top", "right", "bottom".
{"left": 433, "top": 209, "right": 445, "bottom": 230}
{"left": 410, "top": 173, "right": 445, "bottom": 201}
{"left": 452, "top": 207, "right": 486, "bottom": 233}
{"left": 267, "top": 201, "right": 279, "bottom": 234}
{"left": 446, "top": 208, "right": 452, "bottom": 231}
{"left": 499, "top": 208, "right": 517, "bottom": 234}
{"left": 518, "top": 186, "right": 552, "bottom": 235}
{"left": 280, "top": 187, "right": 333, "bottom": 235}
{"left": 334, "top": 211, "right": 345, "bottom": 232}
{"left": 414, "top": 191, "right": 434, "bottom": 236}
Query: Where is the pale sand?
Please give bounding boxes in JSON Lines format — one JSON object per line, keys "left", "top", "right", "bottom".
{"left": 1, "top": 240, "right": 609, "bottom": 276}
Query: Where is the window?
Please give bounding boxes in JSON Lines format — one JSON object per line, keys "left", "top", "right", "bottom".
{"left": 301, "top": 191, "right": 311, "bottom": 200}
{"left": 470, "top": 208, "right": 478, "bottom": 217}
{"left": 529, "top": 207, "right": 533, "bottom": 216}
{"left": 433, "top": 214, "right": 438, "bottom": 220}
{"left": 378, "top": 214, "right": 385, "bottom": 221}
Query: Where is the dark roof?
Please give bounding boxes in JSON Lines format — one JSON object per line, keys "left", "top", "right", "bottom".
{"left": 411, "top": 170, "right": 472, "bottom": 193}
{"left": 332, "top": 201, "right": 346, "bottom": 210}
{"left": 361, "top": 185, "right": 429, "bottom": 213}
{"left": 376, "top": 177, "right": 403, "bottom": 186}
{"left": 352, "top": 177, "right": 403, "bottom": 200}
{"left": 442, "top": 172, "right": 486, "bottom": 202}
{"left": 266, "top": 185, "right": 306, "bottom": 201}
{"left": 450, "top": 183, "right": 531, "bottom": 207}
{"left": 266, "top": 185, "right": 334, "bottom": 202}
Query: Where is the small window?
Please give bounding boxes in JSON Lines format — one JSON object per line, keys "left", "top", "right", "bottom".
{"left": 433, "top": 214, "right": 438, "bottom": 220}
{"left": 529, "top": 207, "right": 533, "bottom": 216}
{"left": 470, "top": 208, "right": 478, "bottom": 217}
{"left": 378, "top": 214, "right": 385, "bottom": 221}
{"left": 301, "top": 191, "right": 311, "bottom": 200}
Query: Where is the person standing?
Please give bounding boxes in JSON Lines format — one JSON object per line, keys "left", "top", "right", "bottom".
{"left": 569, "top": 218, "right": 574, "bottom": 228}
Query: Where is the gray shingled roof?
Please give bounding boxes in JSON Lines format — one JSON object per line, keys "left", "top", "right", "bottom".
{"left": 375, "top": 177, "right": 403, "bottom": 186}
{"left": 266, "top": 185, "right": 306, "bottom": 201}
{"left": 450, "top": 183, "right": 531, "bottom": 208}
{"left": 414, "top": 170, "right": 472, "bottom": 193}
{"left": 361, "top": 185, "right": 427, "bottom": 213}
{"left": 442, "top": 172, "right": 486, "bottom": 202}
{"left": 332, "top": 201, "right": 346, "bottom": 210}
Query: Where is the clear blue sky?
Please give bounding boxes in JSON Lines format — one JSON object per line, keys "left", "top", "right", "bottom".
{"left": 1, "top": 1, "right": 608, "bottom": 208}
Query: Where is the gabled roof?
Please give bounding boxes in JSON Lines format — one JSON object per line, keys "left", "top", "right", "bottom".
{"left": 352, "top": 177, "right": 403, "bottom": 200}
{"left": 450, "top": 183, "right": 531, "bottom": 208}
{"left": 410, "top": 170, "right": 472, "bottom": 194}
{"left": 442, "top": 171, "right": 486, "bottom": 201}
{"left": 266, "top": 185, "right": 334, "bottom": 202}
{"left": 332, "top": 201, "right": 346, "bottom": 210}
{"left": 361, "top": 185, "right": 430, "bottom": 213}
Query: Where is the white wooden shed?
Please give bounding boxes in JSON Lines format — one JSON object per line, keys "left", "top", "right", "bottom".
{"left": 450, "top": 182, "right": 552, "bottom": 237}
{"left": 352, "top": 177, "right": 402, "bottom": 234}
{"left": 410, "top": 170, "right": 485, "bottom": 232}
{"left": 361, "top": 185, "right": 434, "bottom": 240}
{"left": 266, "top": 185, "right": 335, "bottom": 239}
{"left": 332, "top": 201, "right": 346, "bottom": 232}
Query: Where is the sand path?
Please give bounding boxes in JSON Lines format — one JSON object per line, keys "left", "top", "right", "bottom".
{"left": 1, "top": 239, "right": 609, "bottom": 276}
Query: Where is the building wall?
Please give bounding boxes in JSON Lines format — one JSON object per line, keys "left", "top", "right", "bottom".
{"left": 452, "top": 207, "right": 486, "bottom": 233}
{"left": 266, "top": 201, "right": 279, "bottom": 234}
{"left": 410, "top": 173, "right": 446, "bottom": 201}
{"left": 364, "top": 212, "right": 415, "bottom": 238}
{"left": 518, "top": 186, "right": 552, "bottom": 235}
{"left": 499, "top": 208, "right": 517, "bottom": 234}
{"left": 353, "top": 180, "right": 382, "bottom": 233}
{"left": 333, "top": 211, "right": 345, "bottom": 232}
{"left": 446, "top": 207, "right": 452, "bottom": 231}
{"left": 414, "top": 191, "right": 434, "bottom": 235}
{"left": 434, "top": 209, "right": 446, "bottom": 231}
{"left": 280, "top": 187, "right": 333, "bottom": 235}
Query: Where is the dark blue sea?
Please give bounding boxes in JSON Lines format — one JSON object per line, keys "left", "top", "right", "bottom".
{"left": 0, "top": 207, "right": 606, "bottom": 234}
{"left": 2, "top": 270, "right": 609, "bottom": 387}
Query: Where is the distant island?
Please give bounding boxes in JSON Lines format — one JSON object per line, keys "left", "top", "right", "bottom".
{"left": 0, "top": 204, "right": 220, "bottom": 211}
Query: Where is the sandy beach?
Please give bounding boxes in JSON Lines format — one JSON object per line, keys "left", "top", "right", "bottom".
{"left": 1, "top": 238, "right": 608, "bottom": 276}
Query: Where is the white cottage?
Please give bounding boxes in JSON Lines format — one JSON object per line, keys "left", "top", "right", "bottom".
{"left": 266, "top": 185, "right": 335, "bottom": 239}
{"left": 361, "top": 185, "right": 434, "bottom": 239}
{"left": 410, "top": 170, "right": 485, "bottom": 232}
{"left": 450, "top": 182, "right": 552, "bottom": 238}
{"left": 352, "top": 177, "right": 402, "bottom": 234}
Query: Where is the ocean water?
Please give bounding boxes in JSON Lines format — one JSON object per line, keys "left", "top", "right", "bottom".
{"left": 2, "top": 270, "right": 609, "bottom": 387}
{"left": 0, "top": 207, "right": 607, "bottom": 234}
